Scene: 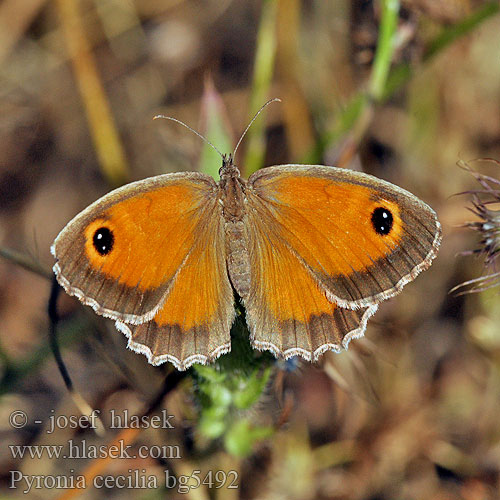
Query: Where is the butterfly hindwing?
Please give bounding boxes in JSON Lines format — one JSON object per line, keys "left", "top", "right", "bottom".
{"left": 241, "top": 191, "right": 379, "bottom": 360}
{"left": 116, "top": 204, "right": 235, "bottom": 370}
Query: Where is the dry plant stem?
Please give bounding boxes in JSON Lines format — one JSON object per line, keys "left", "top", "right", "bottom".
{"left": 53, "top": 427, "right": 145, "bottom": 500}
{"left": 450, "top": 272, "right": 500, "bottom": 295}
{"left": 276, "top": 0, "right": 315, "bottom": 159}
{"left": 336, "top": 103, "right": 374, "bottom": 168}
{"left": 55, "top": 0, "right": 129, "bottom": 186}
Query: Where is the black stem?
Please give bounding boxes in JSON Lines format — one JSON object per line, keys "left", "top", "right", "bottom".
{"left": 48, "top": 276, "right": 74, "bottom": 392}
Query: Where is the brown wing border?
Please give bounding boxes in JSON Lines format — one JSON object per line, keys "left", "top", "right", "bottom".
{"left": 248, "top": 304, "right": 379, "bottom": 362}
{"left": 115, "top": 320, "right": 233, "bottom": 371}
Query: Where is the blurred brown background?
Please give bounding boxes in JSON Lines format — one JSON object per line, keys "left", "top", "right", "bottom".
{"left": 2, "top": 0, "right": 500, "bottom": 499}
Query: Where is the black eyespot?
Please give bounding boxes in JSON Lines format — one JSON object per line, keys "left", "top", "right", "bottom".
{"left": 371, "top": 207, "right": 393, "bottom": 235}
{"left": 93, "top": 227, "right": 114, "bottom": 255}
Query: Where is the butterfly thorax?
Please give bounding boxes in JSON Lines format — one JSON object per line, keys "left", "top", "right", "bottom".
{"left": 218, "top": 154, "right": 251, "bottom": 298}
{"left": 219, "top": 154, "right": 246, "bottom": 223}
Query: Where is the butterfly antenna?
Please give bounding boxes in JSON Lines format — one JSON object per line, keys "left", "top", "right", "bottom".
{"left": 232, "top": 98, "right": 281, "bottom": 159}
{"left": 154, "top": 115, "right": 224, "bottom": 160}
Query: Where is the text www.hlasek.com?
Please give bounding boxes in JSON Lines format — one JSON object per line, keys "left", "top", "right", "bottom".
{"left": 9, "top": 439, "right": 180, "bottom": 460}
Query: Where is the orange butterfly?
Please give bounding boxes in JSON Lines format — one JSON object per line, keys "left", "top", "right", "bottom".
{"left": 52, "top": 124, "right": 441, "bottom": 370}
{"left": 51, "top": 99, "right": 441, "bottom": 370}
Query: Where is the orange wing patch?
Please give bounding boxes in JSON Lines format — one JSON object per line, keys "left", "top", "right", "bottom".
{"left": 83, "top": 183, "right": 206, "bottom": 290}
{"left": 115, "top": 206, "right": 235, "bottom": 370}
{"left": 154, "top": 229, "right": 231, "bottom": 331}
{"left": 253, "top": 176, "right": 402, "bottom": 277}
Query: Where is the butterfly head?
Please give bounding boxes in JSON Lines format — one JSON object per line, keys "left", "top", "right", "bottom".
{"left": 219, "top": 153, "right": 240, "bottom": 180}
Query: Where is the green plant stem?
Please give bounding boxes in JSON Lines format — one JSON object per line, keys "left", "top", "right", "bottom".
{"left": 369, "top": 0, "right": 400, "bottom": 101}
{"left": 307, "top": 0, "right": 399, "bottom": 164}
{"left": 244, "top": 0, "right": 278, "bottom": 175}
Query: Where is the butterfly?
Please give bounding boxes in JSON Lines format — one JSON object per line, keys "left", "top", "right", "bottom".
{"left": 51, "top": 142, "right": 441, "bottom": 370}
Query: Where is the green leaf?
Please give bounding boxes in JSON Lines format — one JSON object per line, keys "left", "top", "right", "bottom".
{"left": 233, "top": 367, "right": 272, "bottom": 409}
{"left": 199, "top": 407, "right": 228, "bottom": 439}
{"left": 224, "top": 420, "right": 273, "bottom": 457}
{"left": 198, "top": 79, "right": 233, "bottom": 179}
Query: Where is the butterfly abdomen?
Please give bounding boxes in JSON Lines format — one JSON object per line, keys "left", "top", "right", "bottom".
{"left": 219, "top": 168, "right": 251, "bottom": 298}
{"left": 225, "top": 219, "right": 251, "bottom": 298}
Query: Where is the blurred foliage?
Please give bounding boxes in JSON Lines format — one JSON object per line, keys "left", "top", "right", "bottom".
{"left": 193, "top": 315, "right": 274, "bottom": 456}
{"left": 1, "top": 0, "right": 500, "bottom": 499}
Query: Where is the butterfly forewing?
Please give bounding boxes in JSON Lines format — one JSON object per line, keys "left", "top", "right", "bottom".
{"left": 247, "top": 165, "right": 441, "bottom": 309}
{"left": 51, "top": 172, "right": 228, "bottom": 324}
